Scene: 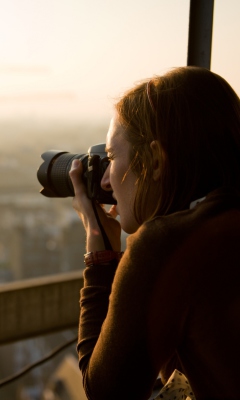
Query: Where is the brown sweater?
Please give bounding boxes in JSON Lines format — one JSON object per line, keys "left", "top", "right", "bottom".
{"left": 77, "top": 187, "right": 240, "bottom": 400}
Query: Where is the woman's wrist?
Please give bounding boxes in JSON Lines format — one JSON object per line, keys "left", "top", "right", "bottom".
{"left": 86, "top": 230, "right": 106, "bottom": 252}
{"left": 84, "top": 250, "right": 124, "bottom": 266}
{"left": 76, "top": 202, "right": 121, "bottom": 252}
{"left": 81, "top": 216, "right": 108, "bottom": 251}
{"left": 85, "top": 221, "right": 121, "bottom": 252}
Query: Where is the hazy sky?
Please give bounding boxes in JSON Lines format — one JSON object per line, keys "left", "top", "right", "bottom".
{"left": 0, "top": 0, "right": 239, "bottom": 122}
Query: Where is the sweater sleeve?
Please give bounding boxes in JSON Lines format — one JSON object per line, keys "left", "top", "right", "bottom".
{"left": 77, "top": 219, "right": 192, "bottom": 400}
{"left": 77, "top": 262, "right": 118, "bottom": 379}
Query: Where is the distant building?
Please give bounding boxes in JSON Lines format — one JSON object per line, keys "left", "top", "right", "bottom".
{"left": 10, "top": 224, "right": 62, "bottom": 279}
{"left": 61, "top": 220, "right": 86, "bottom": 272}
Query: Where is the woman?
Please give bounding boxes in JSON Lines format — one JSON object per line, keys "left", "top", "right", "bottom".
{"left": 69, "top": 66, "right": 240, "bottom": 400}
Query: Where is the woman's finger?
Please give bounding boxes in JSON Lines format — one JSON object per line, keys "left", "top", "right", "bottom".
{"left": 108, "top": 205, "right": 118, "bottom": 219}
{"left": 69, "top": 159, "right": 85, "bottom": 196}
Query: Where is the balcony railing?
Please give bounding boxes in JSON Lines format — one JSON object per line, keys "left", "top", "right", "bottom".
{"left": 0, "top": 271, "right": 83, "bottom": 345}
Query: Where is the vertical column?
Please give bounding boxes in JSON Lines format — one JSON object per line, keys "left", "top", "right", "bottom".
{"left": 187, "top": 0, "right": 214, "bottom": 69}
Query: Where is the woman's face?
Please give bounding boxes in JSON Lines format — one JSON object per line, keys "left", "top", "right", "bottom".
{"left": 101, "top": 115, "right": 140, "bottom": 234}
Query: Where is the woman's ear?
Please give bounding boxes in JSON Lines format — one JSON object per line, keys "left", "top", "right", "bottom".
{"left": 150, "top": 140, "right": 162, "bottom": 181}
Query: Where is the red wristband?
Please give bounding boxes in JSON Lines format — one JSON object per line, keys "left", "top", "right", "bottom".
{"left": 84, "top": 250, "right": 123, "bottom": 266}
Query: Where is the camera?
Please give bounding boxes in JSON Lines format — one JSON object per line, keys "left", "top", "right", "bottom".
{"left": 37, "top": 143, "right": 116, "bottom": 205}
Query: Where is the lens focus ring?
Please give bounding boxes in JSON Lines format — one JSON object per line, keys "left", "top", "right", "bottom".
{"left": 51, "top": 153, "right": 76, "bottom": 197}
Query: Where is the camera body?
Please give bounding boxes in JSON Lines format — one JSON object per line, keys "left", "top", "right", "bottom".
{"left": 37, "top": 143, "right": 116, "bottom": 205}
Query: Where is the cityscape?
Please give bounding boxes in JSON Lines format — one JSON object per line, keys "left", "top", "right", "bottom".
{"left": 0, "top": 117, "right": 127, "bottom": 399}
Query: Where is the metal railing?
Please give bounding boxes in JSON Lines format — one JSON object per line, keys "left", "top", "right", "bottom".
{"left": 0, "top": 271, "right": 83, "bottom": 345}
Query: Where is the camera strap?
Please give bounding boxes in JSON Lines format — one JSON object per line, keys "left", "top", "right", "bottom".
{"left": 91, "top": 200, "right": 113, "bottom": 251}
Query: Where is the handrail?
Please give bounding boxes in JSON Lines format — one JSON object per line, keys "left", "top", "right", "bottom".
{"left": 0, "top": 271, "right": 83, "bottom": 345}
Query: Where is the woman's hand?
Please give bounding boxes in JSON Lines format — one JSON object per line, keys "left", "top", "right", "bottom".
{"left": 69, "top": 159, "right": 121, "bottom": 252}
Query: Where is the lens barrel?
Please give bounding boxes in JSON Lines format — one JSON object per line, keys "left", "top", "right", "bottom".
{"left": 37, "top": 143, "right": 116, "bottom": 204}
{"left": 37, "top": 150, "right": 88, "bottom": 198}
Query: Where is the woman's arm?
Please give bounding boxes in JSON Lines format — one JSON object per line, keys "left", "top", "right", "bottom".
{"left": 70, "top": 160, "right": 187, "bottom": 400}
{"left": 69, "top": 159, "right": 121, "bottom": 252}
{"left": 77, "top": 224, "right": 188, "bottom": 400}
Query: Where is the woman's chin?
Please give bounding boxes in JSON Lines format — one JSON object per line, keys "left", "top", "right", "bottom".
{"left": 121, "top": 220, "right": 140, "bottom": 235}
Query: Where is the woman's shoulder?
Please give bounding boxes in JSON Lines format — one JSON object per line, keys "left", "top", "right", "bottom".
{"left": 127, "top": 186, "right": 240, "bottom": 253}
{"left": 128, "top": 204, "right": 196, "bottom": 244}
{"left": 125, "top": 210, "right": 192, "bottom": 263}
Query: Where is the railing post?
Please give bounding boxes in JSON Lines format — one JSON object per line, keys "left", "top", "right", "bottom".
{"left": 187, "top": 0, "right": 214, "bottom": 69}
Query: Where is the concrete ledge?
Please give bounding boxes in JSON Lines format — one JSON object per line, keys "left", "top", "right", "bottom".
{"left": 0, "top": 271, "right": 83, "bottom": 344}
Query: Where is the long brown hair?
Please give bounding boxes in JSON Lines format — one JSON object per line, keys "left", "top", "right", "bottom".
{"left": 115, "top": 66, "right": 240, "bottom": 224}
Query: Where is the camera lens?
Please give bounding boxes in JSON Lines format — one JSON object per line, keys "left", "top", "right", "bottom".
{"left": 50, "top": 153, "right": 88, "bottom": 197}
{"left": 37, "top": 143, "right": 116, "bottom": 204}
{"left": 37, "top": 150, "right": 88, "bottom": 198}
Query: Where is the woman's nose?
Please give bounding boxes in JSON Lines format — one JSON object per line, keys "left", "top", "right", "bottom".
{"left": 101, "top": 164, "right": 112, "bottom": 191}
